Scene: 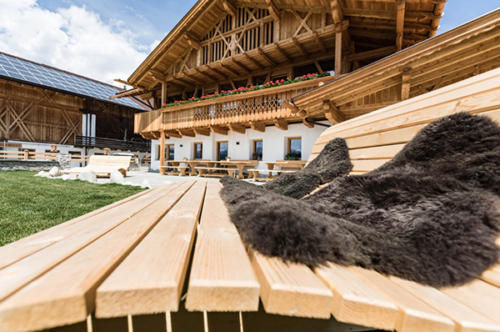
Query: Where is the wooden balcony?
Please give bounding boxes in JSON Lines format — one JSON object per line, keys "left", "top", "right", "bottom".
{"left": 134, "top": 76, "right": 334, "bottom": 138}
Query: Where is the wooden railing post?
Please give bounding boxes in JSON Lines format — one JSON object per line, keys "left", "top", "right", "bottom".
{"left": 23, "top": 149, "right": 29, "bottom": 161}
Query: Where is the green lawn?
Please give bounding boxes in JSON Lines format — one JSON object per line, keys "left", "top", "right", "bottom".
{"left": 0, "top": 171, "right": 145, "bottom": 246}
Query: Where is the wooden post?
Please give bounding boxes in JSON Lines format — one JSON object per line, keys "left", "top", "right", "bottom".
{"left": 335, "top": 30, "right": 342, "bottom": 75}
{"left": 396, "top": 0, "right": 406, "bottom": 51}
{"left": 160, "top": 130, "right": 166, "bottom": 175}
{"left": 23, "top": 149, "right": 29, "bottom": 161}
{"left": 103, "top": 148, "right": 110, "bottom": 155}
{"left": 161, "top": 82, "right": 168, "bottom": 107}
{"left": 401, "top": 68, "right": 411, "bottom": 100}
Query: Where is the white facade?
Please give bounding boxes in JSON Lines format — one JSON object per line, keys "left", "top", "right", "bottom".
{"left": 150, "top": 122, "right": 329, "bottom": 170}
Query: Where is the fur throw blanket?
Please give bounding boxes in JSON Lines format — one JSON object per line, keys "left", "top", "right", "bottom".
{"left": 220, "top": 113, "right": 500, "bottom": 287}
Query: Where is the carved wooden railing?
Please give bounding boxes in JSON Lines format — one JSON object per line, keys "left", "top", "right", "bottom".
{"left": 134, "top": 76, "right": 334, "bottom": 134}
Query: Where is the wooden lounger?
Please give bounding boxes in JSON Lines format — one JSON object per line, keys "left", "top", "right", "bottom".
{"left": 1, "top": 69, "right": 500, "bottom": 332}
{"left": 66, "top": 155, "right": 132, "bottom": 178}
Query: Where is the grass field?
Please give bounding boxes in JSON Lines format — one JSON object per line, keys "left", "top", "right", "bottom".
{"left": 0, "top": 171, "right": 145, "bottom": 246}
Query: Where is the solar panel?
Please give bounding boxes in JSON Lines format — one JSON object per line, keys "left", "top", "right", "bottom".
{"left": 0, "top": 52, "right": 141, "bottom": 110}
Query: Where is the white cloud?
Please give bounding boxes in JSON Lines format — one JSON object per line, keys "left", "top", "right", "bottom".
{"left": 0, "top": 0, "right": 148, "bottom": 86}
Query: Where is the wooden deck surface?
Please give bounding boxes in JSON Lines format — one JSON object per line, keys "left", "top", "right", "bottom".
{"left": 0, "top": 69, "right": 499, "bottom": 332}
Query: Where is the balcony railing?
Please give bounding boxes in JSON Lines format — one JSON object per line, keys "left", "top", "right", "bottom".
{"left": 134, "top": 76, "right": 334, "bottom": 135}
{"left": 75, "top": 136, "right": 151, "bottom": 152}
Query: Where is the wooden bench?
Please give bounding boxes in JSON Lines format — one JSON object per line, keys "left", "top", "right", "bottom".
{"left": 249, "top": 161, "right": 307, "bottom": 181}
{"left": 195, "top": 166, "right": 237, "bottom": 177}
{"left": 1, "top": 69, "right": 499, "bottom": 332}
{"left": 66, "top": 155, "right": 132, "bottom": 178}
{"left": 160, "top": 165, "right": 189, "bottom": 176}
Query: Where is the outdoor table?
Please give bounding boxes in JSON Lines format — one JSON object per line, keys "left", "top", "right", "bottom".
{"left": 219, "top": 160, "right": 258, "bottom": 179}
{"left": 186, "top": 160, "right": 217, "bottom": 176}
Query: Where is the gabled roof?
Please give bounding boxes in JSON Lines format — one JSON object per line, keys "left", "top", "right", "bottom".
{"left": 127, "top": 0, "right": 446, "bottom": 90}
{"left": 0, "top": 52, "right": 144, "bottom": 110}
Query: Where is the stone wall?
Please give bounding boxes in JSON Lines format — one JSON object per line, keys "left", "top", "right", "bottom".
{"left": 0, "top": 160, "right": 59, "bottom": 171}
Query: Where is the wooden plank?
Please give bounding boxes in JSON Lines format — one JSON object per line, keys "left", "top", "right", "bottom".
{"left": 251, "top": 253, "right": 333, "bottom": 319}
{"left": 185, "top": 182, "right": 260, "bottom": 312}
{"left": 351, "top": 267, "right": 455, "bottom": 332}
{"left": 349, "top": 144, "right": 405, "bottom": 160}
{"left": 0, "top": 188, "right": 154, "bottom": 270}
{"left": 351, "top": 159, "right": 389, "bottom": 172}
{"left": 315, "top": 263, "right": 399, "bottom": 330}
{"left": 443, "top": 280, "right": 500, "bottom": 325}
{"left": 0, "top": 185, "right": 178, "bottom": 302}
{"left": 481, "top": 265, "right": 500, "bottom": 288}
{"left": 0, "top": 181, "right": 194, "bottom": 332}
{"left": 391, "top": 277, "right": 500, "bottom": 332}
{"left": 95, "top": 181, "right": 207, "bottom": 317}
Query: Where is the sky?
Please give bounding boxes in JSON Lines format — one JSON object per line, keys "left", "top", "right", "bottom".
{"left": 0, "top": 0, "right": 497, "bottom": 86}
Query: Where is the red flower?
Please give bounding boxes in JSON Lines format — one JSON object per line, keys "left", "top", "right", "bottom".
{"left": 250, "top": 85, "right": 255, "bottom": 89}
{"left": 280, "top": 79, "right": 285, "bottom": 83}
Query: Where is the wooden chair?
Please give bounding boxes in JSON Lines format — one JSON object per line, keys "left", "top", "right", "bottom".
{"left": 66, "top": 155, "right": 132, "bottom": 178}
{"left": 0, "top": 69, "right": 499, "bottom": 332}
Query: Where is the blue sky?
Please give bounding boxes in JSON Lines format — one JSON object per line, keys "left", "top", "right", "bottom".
{"left": 0, "top": 0, "right": 497, "bottom": 85}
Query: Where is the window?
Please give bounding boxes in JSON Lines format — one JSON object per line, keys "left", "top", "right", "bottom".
{"left": 167, "top": 144, "right": 175, "bottom": 161}
{"left": 193, "top": 143, "right": 203, "bottom": 160}
{"left": 287, "top": 137, "right": 302, "bottom": 160}
{"left": 252, "top": 140, "right": 263, "bottom": 161}
{"left": 217, "top": 141, "right": 228, "bottom": 161}
{"left": 155, "top": 145, "right": 160, "bottom": 161}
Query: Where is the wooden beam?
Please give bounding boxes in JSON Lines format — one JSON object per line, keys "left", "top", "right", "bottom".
{"left": 335, "top": 31, "right": 343, "bottom": 75}
{"left": 179, "top": 129, "right": 196, "bottom": 137}
{"left": 218, "top": 63, "right": 240, "bottom": 76}
{"left": 243, "top": 52, "right": 265, "bottom": 70}
{"left": 166, "top": 130, "right": 182, "bottom": 138}
{"left": 195, "top": 68, "right": 217, "bottom": 82}
{"left": 347, "top": 46, "right": 396, "bottom": 62}
{"left": 302, "top": 118, "right": 314, "bottom": 128}
{"left": 114, "top": 79, "right": 132, "bottom": 86}
{"left": 273, "top": 43, "right": 292, "bottom": 62}
{"left": 396, "top": 0, "right": 406, "bottom": 51}
{"left": 228, "top": 58, "right": 250, "bottom": 74}
{"left": 250, "top": 122, "right": 266, "bottom": 132}
{"left": 159, "top": 131, "right": 166, "bottom": 174}
{"left": 150, "top": 68, "right": 167, "bottom": 81}
{"left": 257, "top": 48, "right": 276, "bottom": 66}
{"left": 323, "top": 100, "right": 344, "bottom": 124}
{"left": 220, "top": 0, "right": 237, "bottom": 17}
{"left": 194, "top": 127, "right": 211, "bottom": 136}
{"left": 292, "top": 37, "right": 308, "bottom": 57}
{"left": 266, "top": 0, "right": 280, "bottom": 22}
{"left": 330, "top": 0, "right": 344, "bottom": 23}
{"left": 282, "top": 101, "right": 308, "bottom": 117}
{"left": 210, "top": 125, "right": 229, "bottom": 135}
{"left": 273, "top": 119, "right": 288, "bottom": 130}
{"left": 228, "top": 123, "right": 246, "bottom": 134}
{"left": 161, "top": 82, "right": 167, "bottom": 107}
{"left": 185, "top": 32, "right": 201, "bottom": 50}
{"left": 401, "top": 69, "right": 411, "bottom": 100}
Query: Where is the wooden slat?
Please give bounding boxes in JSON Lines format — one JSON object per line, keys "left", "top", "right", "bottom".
{"left": 251, "top": 252, "right": 333, "bottom": 319}
{"left": 0, "top": 181, "right": 194, "bottom": 332}
{"left": 481, "top": 265, "right": 500, "bottom": 288}
{"left": 351, "top": 267, "right": 455, "bottom": 332}
{"left": 95, "top": 181, "right": 207, "bottom": 317}
{"left": 0, "top": 185, "right": 178, "bottom": 302}
{"left": 185, "top": 182, "right": 260, "bottom": 312}
{"left": 351, "top": 159, "right": 390, "bottom": 172}
{"left": 0, "top": 188, "right": 155, "bottom": 270}
{"left": 391, "top": 277, "right": 500, "bottom": 332}
{"left": 315, "top": 263, "right": 399, "bottom": 330}
{"left": 442, "top": 280, "right": 500, "bottom": 325}
{"left": 349, "top": 144, "right": 405, "bottom": 160}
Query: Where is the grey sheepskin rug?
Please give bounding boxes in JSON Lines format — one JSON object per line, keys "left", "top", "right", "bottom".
{"left": 262, "top": 138, "right": 352, "bottom": 198}
{"left": 220, "top": 113, "right": 500, "bottom": 287}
